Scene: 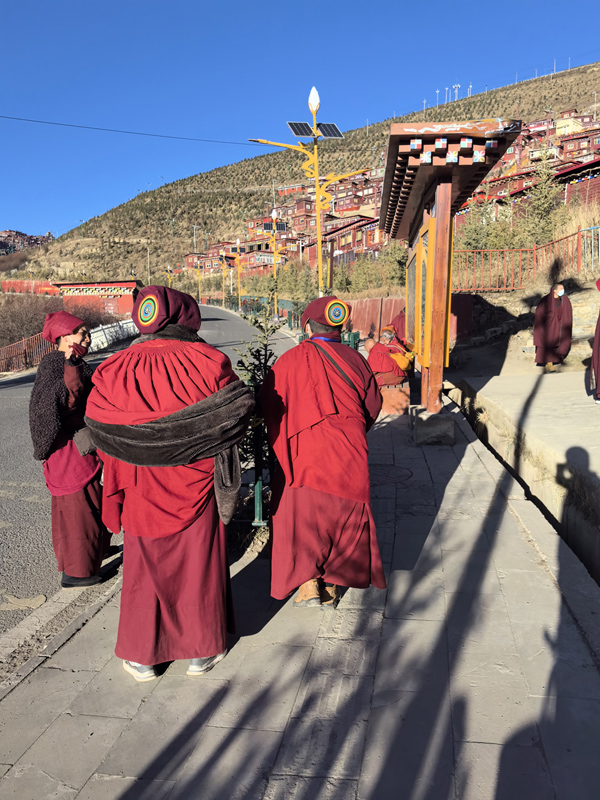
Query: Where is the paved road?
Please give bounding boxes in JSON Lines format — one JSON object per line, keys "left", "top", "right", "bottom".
{"left": 0, "top": 307, "right": 295, "bottom": 635}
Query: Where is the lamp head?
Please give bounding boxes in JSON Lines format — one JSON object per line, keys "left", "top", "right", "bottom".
{"left": 308, "top": 86, "right": 320, "bottom": 114}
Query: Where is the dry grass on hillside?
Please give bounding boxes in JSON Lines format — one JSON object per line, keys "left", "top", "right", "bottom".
{"left": 13, "top": 60, "right": 600, "bottom": 285}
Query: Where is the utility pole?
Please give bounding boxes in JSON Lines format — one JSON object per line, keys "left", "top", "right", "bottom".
{"left": 423, "top": 99, "right": 426, "bottom": 119}
{"left": 366, "top": 119, "right": 369, "bottom": 137}
{"left": 453, "top": 84, "right": 460, "bottom": 101}
{"left": 436, "top": 89, "right": 439, "bottom": 107}
{"left": 192, "top": 225, "right": 201, "bottom": 253}
{"left": 445, "top": 87, "right": 448, "bottom": 104}
{"left": 554, "top": 58, "right": 556, "bottom": 74}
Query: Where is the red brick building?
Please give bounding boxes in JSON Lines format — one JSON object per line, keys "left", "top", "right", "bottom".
{"left": 52, "top": 280, "right": 143, "bottom": 315}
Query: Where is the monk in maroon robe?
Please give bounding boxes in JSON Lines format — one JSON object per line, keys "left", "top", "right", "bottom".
{"left": 29, "top": 311, "right": 110, "bottom": 588}
{"left": 365, "top": 330, "right": 412, "bottom": 386}
{"left": 533, "top": 284, "right": 572, "bottom": 371}
{"left": 591, "top": 279, "right": 600, "bottom": 404}
{"left": 260, "top": 296, "right": 386, "bottom": 608}
{"left": 85, "top": 287, "right": 254, "bottom": 682}
{"left": 381, "top": 310, "right": 406, "bottom": 343}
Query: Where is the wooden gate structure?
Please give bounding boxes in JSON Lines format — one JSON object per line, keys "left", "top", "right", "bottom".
{"left": 379, "top": 119, "right": 521, "bottom": 415}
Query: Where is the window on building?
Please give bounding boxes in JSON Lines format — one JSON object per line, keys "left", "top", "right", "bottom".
{"left": 507, "top": 147, "right": 514, "bottom": 153}
{"left": 310, "top": 219, "right": 316, "bottom": 226}
{"left": 356, "top": 231, "right": 362, "bottom": 241}
{"left": 524, "top": 180, "right": 533, "bottom": 187}
{"left": 594, "top": 137, "right": 600, "bottom": 145}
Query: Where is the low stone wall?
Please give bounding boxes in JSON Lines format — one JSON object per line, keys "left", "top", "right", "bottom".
{"left": 88, "top": 320, "right": 136, "bottom": 353}
{"left": 447, "top": 378, "right": 600, "bottom": 587}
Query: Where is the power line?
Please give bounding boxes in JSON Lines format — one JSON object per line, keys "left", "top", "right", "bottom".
{"left": 0, "top": 114, "right": 269, "bottom": 147}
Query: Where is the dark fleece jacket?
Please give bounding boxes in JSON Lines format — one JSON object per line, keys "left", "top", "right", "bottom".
{"left": 29, "top": 350, "right": 94, "bottom": 461}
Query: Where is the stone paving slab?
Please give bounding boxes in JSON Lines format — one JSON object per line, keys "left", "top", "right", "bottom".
{"left": 1, "top": 409, "right": 600, "bottom": 799}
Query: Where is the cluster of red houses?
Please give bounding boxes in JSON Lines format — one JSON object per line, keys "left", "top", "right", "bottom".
{"left": 457, "top": 106, "right": 600, "bottom": 221}
{"left": 0, "top": 230, "right": 54, "bottom": 254}
{"left": 182, "top": 168, "right": 386, "bottom": 279}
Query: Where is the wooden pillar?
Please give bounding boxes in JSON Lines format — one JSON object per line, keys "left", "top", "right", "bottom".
{"left": 427, "top": 179, "right": 452, "bottom": 414}
{"left": 420, "top": 364, "right": 430, "bottom": 407}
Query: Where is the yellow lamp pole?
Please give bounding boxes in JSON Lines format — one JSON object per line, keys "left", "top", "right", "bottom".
{"left": 236, "top": 238, "right": 242, "bottom": 310}
{"left": 165, "top": 266, "right": 173, "bottom": 287}
{"left": 263, "top": 210, "right": 288, "bottom": 317}
{"left": 219, "top": 252, "right": 227, "bottom": 308}
{"left": 195, "top": 267, "right": 202, "bottom": 303}
{"left": 249, "top": 87, "right": 366, "bottom": 296}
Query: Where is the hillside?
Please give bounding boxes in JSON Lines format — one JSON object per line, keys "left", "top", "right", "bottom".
{"left": 20, "top": 61, "right": 600, "bottom": 282}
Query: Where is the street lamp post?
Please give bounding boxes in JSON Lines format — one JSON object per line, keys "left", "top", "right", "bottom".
{"left": 219, "top": 251, "right": 228, "bottom": 308}
{"left": 249, "top": 87, "right": 364, "bottom": 296}
{"left": 165, "top": 266, "right": 173, "bottom": 287}
{"left": 236, "top": 237, "right": 242, "bottom": 310}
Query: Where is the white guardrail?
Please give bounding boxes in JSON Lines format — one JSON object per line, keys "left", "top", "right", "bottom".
{"left": 87, "top": 319, "right": 137, "bottom": 353}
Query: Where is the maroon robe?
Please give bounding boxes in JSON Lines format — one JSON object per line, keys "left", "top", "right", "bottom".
{"left": 533, "top": 292, "right": 573, "bottom": 365}
{"left": 32, "top": 355, "right": 109, "bottom": 578}
{"left": 260, "top": 336, "right": 386, "bottom": 599}
{"left": 86, "top": 338, "right": 238, "bottom": 664}
{"left": 592, "top": 310, "right": 600, "bottom": 399}
{"left": 367, "top": 341, "right": 408, "bottom": 386}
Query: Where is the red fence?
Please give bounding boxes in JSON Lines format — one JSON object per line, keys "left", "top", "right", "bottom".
{"left": 0, "top": 332, "right": 55, "bottom": 373}
{"left": 452, "top": 249, "right": 535, "bottom": 292}
{"left": 453, "top": 226, "right": 600, "bottom": 292}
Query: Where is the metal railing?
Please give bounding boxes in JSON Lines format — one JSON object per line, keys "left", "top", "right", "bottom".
{"left": 453, "top": 226, "right": 600, "bottom": 292}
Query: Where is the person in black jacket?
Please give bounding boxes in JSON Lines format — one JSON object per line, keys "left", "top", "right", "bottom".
{"left": 29, "top": 311, "right": 110, "bottom": 588}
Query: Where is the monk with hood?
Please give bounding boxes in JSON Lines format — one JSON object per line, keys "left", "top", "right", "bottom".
{"left": 533, "top": 283, "right": 572, "bottom": 372}
{"left": 85, "top": 287, "right": 254, "bottom": 682}
{"left": 29, "top": 311, "right": 110, "bottom": 588}
{"left": 260, "top": 296, "right": 386, "bottom": 608}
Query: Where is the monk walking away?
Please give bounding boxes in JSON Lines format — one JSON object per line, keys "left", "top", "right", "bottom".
{"left": 260, "top": 296, "right": 386, "bottom": 608}
{"left": 29, "top": 311, "right": 111, "bottom": 589}
{"left": 533, "top": 283, "right": 572, "bottom": 372}
{"left": 85, "top": 287, "right": 254, "bottom": 682}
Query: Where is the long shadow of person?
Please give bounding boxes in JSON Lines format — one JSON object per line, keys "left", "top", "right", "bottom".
{"left": 494, "top": 446, "right": 600, "bottom": 799}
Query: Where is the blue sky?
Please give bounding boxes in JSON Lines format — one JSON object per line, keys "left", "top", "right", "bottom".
{"left": 2, "top": 0, "right": 600, "bottom": 237}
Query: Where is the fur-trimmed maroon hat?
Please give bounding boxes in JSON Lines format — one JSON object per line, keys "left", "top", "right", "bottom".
{"left": 42, "top": 311, "right": 87, "bottom": 343}
{"left": 132, "top": 285, "right": 201, "bottom": 334}
{"left": 301, "top": 296, "right": 351, "bottom": 331}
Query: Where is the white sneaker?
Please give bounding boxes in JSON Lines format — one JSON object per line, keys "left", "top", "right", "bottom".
{"left": 186, "top": 650, "right": 228, "bottom": 676}
{"left": 123, "top": 660, "right": 158, "bottom": 682}
{"left": 595, "top": 399, "right": 600, "bottom": 405}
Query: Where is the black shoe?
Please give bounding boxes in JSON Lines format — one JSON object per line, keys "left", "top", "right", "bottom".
{"left": 61, "top": 572, "right": 103, "bottom": 588}
{"left": 103, "top": 544, "right": 122, "bottom": 559}
{"left": 186, "top": 650, "right": 228, "bottom": 676}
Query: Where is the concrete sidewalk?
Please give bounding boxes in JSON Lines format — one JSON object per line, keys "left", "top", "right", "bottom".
{"left": 1, "top": 406, "right": 600, "bottom": 800}
{"left": 447, "top": 369, "right": 600, "bottom": 596}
